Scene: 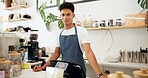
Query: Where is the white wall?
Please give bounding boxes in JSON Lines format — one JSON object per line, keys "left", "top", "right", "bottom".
{"left": 0, "top": 0, "right": 148, "bottom": 60}
{"left": 49, "top": 0, "right": 148, "bottom": 60}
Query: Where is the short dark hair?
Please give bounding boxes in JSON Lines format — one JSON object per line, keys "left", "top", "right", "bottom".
{"left": 59, "top": 2, "right": 75, "bottom": 13}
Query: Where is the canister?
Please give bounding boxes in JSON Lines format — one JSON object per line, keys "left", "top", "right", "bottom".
{"left": 116, "top": 19, "right": 122, "bottom": 26}
{"left": 100, "top": 20, "right": 106, "bottom": 27}
{"left": 133, "top": 68, "right": 148, "bottom": 78}
{"left": 108, "top": 71, "right": 131, "bottom": 78}
{"left": 92, "top": 21, "right": 99, "bottom": 28}
{"left": 120, "top": 51, "right": 125, "bottom": 62}
{"left": 134, "top": 51, "right": 140, "bottom": 63}
{"left": 127, "top": 51, "right": 134, "bottom": 62}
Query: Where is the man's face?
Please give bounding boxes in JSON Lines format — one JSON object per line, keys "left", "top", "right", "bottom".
{"left": 60, "top": 9, "right": 75, "bottom": 26}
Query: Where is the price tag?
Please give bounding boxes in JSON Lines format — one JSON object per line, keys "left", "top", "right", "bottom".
{"left": 55, "top": 62, "right": 68, "bottom": 70}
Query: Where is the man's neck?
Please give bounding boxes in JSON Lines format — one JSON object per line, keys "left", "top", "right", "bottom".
{"left": 65, "top": 23, "right": 74, "bottom": 30}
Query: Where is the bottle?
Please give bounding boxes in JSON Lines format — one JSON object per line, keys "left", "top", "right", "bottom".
{"left": 86, "top": 15, "right": 93, "bottom": 27}
{"left": 81, "top": 15, "right": 87, "bottom": 27}
{"left": 108, "top": 19, "right": 113, "bottom": 27}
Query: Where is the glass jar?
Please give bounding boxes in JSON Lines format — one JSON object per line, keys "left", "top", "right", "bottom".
{"left": 11, "top": 65, "right": 21, "bottom": 77}
{"left": 100, "top": 20, "right": 106, "bottom": 27}
{"left": 8, "top": 51, "right": 21, "bottom": 61}
{"left": 8, "top": 51, "right": 22, "bottom": 75}
{"left": 108, "top": 19, "right": 113, "bottom": 26}
{"left": 92, "top": 21, "right": 99, "bottom": 28}
{"left": 81, "top": 15, "right": 87, "bottom": 27}
{"left": 116, "top": 19, "right": 122, "bottom": 26}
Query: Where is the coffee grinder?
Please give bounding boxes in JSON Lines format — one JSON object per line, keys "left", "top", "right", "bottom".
{"left": 27, "top": 30, "right": 39, "bottom": 61}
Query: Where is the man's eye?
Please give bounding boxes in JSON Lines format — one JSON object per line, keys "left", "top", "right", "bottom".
{"left": 67, "top": 14, "right": 70, "bottom": 16}
{"left": 62, "top": 14, "right": 65, "bottom": 16}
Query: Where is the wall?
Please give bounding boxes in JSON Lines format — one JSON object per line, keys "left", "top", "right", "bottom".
{"left": 0, "top": 0, "right": 148, "bottom": 59}
{"left": 0, "top": 0, "right": 148, "bottom": 77}
{"left": 37, "top": 0, "right": 148, "bottom": 60}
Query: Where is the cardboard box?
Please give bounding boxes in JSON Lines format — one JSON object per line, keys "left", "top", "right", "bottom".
{"left": 125, "top": 13, "right": 146, "bottom": 27}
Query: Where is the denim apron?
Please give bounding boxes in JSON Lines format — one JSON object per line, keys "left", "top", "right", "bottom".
{"left": 60, "top": 25, "right": 86, "bottom": 74}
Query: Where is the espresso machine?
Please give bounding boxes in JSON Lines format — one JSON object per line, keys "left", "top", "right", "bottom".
{"left": 0, "top": 33, "right": 19, "bottom": 58}
{"left": 27, "top": 30, "right": 39, "bottom": 61}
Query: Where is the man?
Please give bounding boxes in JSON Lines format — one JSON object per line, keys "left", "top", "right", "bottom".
{"left": 33, "top": 2, "right": 106, "bottom": 78}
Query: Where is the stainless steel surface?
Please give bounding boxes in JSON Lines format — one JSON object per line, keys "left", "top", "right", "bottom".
{"left": 141, "top": 53, "right": 147, "bottom": 64}
{"left": 120, "top": 51, "right": 125, "bottom": 62}
{"left": 120, "top": 50, "right": 148, "bottom": 64}
{"left": 134, "top": 51, "right": 140, "bottom": 63}
{"left": 0, "top": 33, "right": 19, "bottom": 58}
{"left": 127, "top": 51, "right": 134, "bottom": 62}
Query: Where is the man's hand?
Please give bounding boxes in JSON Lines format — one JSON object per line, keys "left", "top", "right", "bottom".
{"left": 100, "top": 75, "right": 107, "bottom": 78}
{"left": 33, "top": 65, "right": 43, "bottom": 72}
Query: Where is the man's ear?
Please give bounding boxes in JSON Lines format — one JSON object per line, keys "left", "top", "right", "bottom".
{"left": 73, "top": 14, "right": 75, "bottom": 18}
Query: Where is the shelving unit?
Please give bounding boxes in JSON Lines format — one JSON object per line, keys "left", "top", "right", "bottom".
{"left": 4, "top": 5, "right": 29, "bottom": 10}
{"left": 2, "top": 3, "right": 31, "bottom": 39}
{"left": 3, "top": 32, "right": 28, "bottom": 34}
{"left": 7, "top": 18, "right": 31, "bottom": 22}
{"left": 86, "top": 25, "right": 146, "bottom": 30}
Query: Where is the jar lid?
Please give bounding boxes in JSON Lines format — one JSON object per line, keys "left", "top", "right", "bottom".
{"left": 108, "top": 71, "right": 131, "bottom": 78}
{"left": 133, "top": 68, "right": 148, "bottom": 77}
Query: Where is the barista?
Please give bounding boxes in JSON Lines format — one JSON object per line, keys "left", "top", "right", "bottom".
{"left": 33, "top": 2, "right": 106, "bottom": 78}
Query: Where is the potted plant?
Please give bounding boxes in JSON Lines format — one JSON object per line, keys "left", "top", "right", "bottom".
{"left": 138, "top": 0, "right": 148, "bottom": 31}
{"left": 0, "top": 0, "right": 4, "bottom": 3}
{"left": 37, "top": 0, "right": 64, "bottom": 31}
{"left": 138, "top": 0, "right": 148, "bottom": 13}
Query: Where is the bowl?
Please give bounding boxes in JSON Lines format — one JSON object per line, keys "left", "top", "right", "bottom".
{"left": 107, "top": 55, "right": 121, "bottom": 63}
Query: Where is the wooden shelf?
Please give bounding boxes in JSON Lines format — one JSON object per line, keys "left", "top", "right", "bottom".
{"left": 86, "top": 25, "right": 146, "bottom": 30}
{"left": 7, "top": 18, "right": 31, "bottom": 22}
{"left": 4, "top": 5, "right": 29, "bottom": 10}
{"left": 3, "top": 32, "right": 28, "bottom": 33}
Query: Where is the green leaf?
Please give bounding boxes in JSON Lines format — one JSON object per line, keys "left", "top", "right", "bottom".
{"left": 138, "top": 0, "right": 148, "bottom": 9}
{"left": 58, "top": 20, "right": 64, "bottom": 29}
{"left": 50, "top": 0, "right": 52, "bottom": 4}
{"left": 37, "top": 0, "right": 64, "bottom": 31}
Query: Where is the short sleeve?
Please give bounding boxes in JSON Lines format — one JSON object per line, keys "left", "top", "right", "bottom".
{"left": 56, "top": 31, "right": 61, "bottom": 47}
{"left": 79, "top": 27, "right": 90, "bottom": 44}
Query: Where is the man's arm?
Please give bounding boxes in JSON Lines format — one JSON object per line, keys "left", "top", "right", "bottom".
{"left": 41, "top": 47, "right": 61, "bottom": 69}
{"left": 33, "top": 47, "right": 61, "bottom": 72}
{"left": 83, "top": 43, "right": 105, "bottom": 78}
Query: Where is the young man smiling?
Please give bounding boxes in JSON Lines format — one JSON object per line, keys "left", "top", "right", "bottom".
{"left": 33, "top": 2, "right": 106, "bottom": 78}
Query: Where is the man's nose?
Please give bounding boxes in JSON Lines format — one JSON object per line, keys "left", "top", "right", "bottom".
{"left": 63, "top": 15, "right": 68, "bottom": 19}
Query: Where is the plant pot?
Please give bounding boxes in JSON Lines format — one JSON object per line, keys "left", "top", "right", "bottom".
{"left": 4, "top": 0, "right": 12, "bottom": 8}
